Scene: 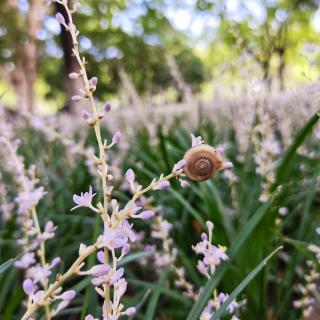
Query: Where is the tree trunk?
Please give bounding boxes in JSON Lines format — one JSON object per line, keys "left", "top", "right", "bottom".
{"left": 278, "top": 47, "right": 286, "bottom": 91}
{"left": 55, "top": 1, "right": 83, "bottom": 113}
{"left": 1, "top": 0, "right": 41, "bottom": 112}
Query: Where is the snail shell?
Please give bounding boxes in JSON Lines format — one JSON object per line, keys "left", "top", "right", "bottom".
{"left": 183, "top": 144, "right": 223, "bottom": 182}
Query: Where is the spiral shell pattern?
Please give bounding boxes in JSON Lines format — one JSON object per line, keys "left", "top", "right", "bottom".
{"left": 183, "top": 144, "right": 223, "bottom": 181}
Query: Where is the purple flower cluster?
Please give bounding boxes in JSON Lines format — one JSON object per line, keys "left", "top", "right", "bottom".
{"left": 193, "top": 221, "right": 228, "bottom": 278}
{"left": 23, "top": 278, "right": 76, "bottom": 318}
{"left": 200, "top": 294, "right": 239, "bottom": 320}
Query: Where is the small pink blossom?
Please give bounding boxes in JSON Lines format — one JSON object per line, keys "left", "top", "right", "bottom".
{"left": 152, "top": 180, "right": 170, "bottom": 190}
{"left": 191, "top": 134, "right": 204, "bottom": 147}
{"left": 23, "top": 279, "right": 35, "bottom": 295}
{"left": 14, "top": 252, "right": 36, "bottom": 269}
{"left": 71, "top": 186, "right": 96, "bottom": 211}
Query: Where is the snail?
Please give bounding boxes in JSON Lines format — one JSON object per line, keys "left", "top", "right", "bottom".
{"left": 183, "top": 144, "right": 226, "bottom": 182}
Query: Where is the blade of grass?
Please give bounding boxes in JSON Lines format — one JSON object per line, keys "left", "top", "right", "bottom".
{"left": 145, "top": 268, "right": 170, "bottom": 320}
{"left": 274, "top": 112, "right": 320, "bottom": 187}
{"left": 211, "top": 246, "right": 283, "bottom": 320}
{"left": 0, "top": 253, "right": 21, "bottom": 274}
{"left": 128, "top": 289, "right": 151, "bottom": 320}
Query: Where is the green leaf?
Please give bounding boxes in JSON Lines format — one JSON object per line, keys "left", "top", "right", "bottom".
{"left": 274, "top": 112, "right": 320, "bottom": 187}
{"left": 145, "top": 268, "right": 170, "bottom": 320}
{"left": 211, "top": 246, "right": 283, "bottom": 320}
{"left": 168, "top": 188, "right": 206, "bottom": 227}
{"left": 0, "top": 254, "right": 22, "bottom": 274}
{"left": 119, "top": 251, "right": 153, "bottom": 266}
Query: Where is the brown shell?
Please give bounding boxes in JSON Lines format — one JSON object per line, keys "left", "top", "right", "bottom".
{"left": 183, "top": 144, "right": 223, "bottom": 182}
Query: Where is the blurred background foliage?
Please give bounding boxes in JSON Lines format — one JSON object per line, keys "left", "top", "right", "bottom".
{"left": 1, "top": 0, "right": 320, "bottom": 112}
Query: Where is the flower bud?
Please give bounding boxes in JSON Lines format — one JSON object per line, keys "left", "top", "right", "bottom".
{"left": 97, "top": 251, "right": 105, "bottom": 263}
{"left": 153, "top": 180, "right": 170, "bottom": 190}
{"left": 104, "top": 101, "right": 111, "bottom": 112}
{"left": 112, "top": 131, "right": 122, "bottom": 144}
{"left": 206, "top": 221, "right": 214, "bottom": 231}
{"left": 180, "top": 180, "right": 190, "bottom": 188}
{"left": 139, "top": 210, "right": 155, "bottom": 220}
{"left": 175, "top": 159, "right": 186, "bottom": 171}
{"left": 216, "top": 146, "right": 224, "bottom": 154}
{"left": 69, "top": 72, "right": 79, "bottom": 79}
{"left": 89, "top": 77, "right": 98, "bottom": 87}
{"left": 72, "top": 95, "right": 82, "bottom": 102}
{"left": 23, "top": 279, "right": 35, "bottom": 295}
{"left": 82, "top": 110, "right": 90, "bottom": 120}
{"left": 81, "top": 264, "right": 111, "bottom": 277}
{"left": 56, "top": 13, "right": 66, "bottom": 26}
{"left": 51, "top": 257, "right": 61, "bottom": 268}
{"left": 223, "top": 162, "right": 233, "bottom": 170}
{"left": 121, "top": 244, "right": 130, "bottom": 256}
{"left": 60, "top": 290, "right": 76, "bottom": 301}
{"left": 125, "top": 169, "right": 135, "bottom": 184}
{"left": 125, "top": 307, "right": 136, "bottom": 316}
{"left": 201, "top": 233, "right": 207, "bottom": 241}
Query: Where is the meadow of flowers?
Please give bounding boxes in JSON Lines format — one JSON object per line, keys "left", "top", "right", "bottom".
{"left": 0, "top": 1, "right": 320, "bottom": 320}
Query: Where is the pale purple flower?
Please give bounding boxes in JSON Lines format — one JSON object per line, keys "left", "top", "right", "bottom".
{"left": 71, "top": 186, "right": 96, "bottom": 211}
{"left": 15, "top": 187, "right": 46, "bottom": 214}
{"left": 180, "top": 180, "right": 190, "bottom": 188}
{"left": 50, "top": 257, "right": 61, "bottom": 268}
{"left": 110, "top": 268, "right": 124, "bottom": 284}
{"left": 193, "top": 221, "right": 228, "bottom": 276}
{"left": 203, "top": 246, "right": 228, "bottom": 269}
{"left": 71, "top": 95, "right": 82, "bottom": 102}
{"left": 89, "top": 77, "right": 98, "bottom": 87}
{"left": 69, "top": 72, "right": 79, "bottom": 79}
{"left": 124, "top": 307, "right": 136, "bottom": 316}
{"left": 79, "top": 264, "right": 111, "bottom": 277}
{"left": 191, "top": 134, "right": 204, "bottom": 147}
{"left": 152, "top": 180, "right": 170, "bottom": 190}
{"left": 279, "top": 207, "right": 288, "bottom": 216}
{"left": 112, "top": 131, "right": 122, "bottom": 144}
{"left": 85, "top": 316, "right": 98, "bottom": 320}
{"left": 222, "top": 162, "right": 233, "bottom": 170}
{"left": 14, "top": 252, "right": 36, "bottom": 269}
{"left": 82, "top": 110, "right": 91, "bottom": 120}
{"left": 56, "top": 12, "right": 66, "bottom": 25}
{"left": 37, "top": 220, "right": 57, "bottom": 241}
{"left": 216, "top": 146, "right": 224, "bottom": 154}
{"left": 121, "top": 219, "right": 136, "bottom": 242}
{"left": 104, "top": 101, "right": 111, "bottom": 112}
{"left": 135, "top": 210, "right": 155, "bottom": 220}
{"left": 97, "top": 251, "right": 105, "bottom": 263}
{"left": 23, "top": 279, "right": 35, "bottom": 295}
{"left": 114, "top": 277, "right": 127, "bottom": 298}
{"left": 125, "top": 169, "right": 135, "bottom": 184}
{"left": 121, "top": 244, "right": 130, "bottom": 256}
{"left": 197, "top": 260, "right": 210, "bottom": 278}
{"left": 217, "top": 293, "right": 239, "bottom": 313}
{"left": 206, "top": 221, "right": 214, "bottom": 231}
{"left": 122, "top": 201, "right": 141, "bottom": 218}
{"left": 101, "top": 223, "right": 128, "bottom": 250}
{"left": 27, "top": 264, "right": 51, "bottom": 286}
{"left": 173, "top": 159, "right": 186, "bottom": 171}
{"left": 32, "top": 290, "right": 44, "bottom": 303}
{"left": 57, "top": 290, "right": 76, "bottom": 301}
